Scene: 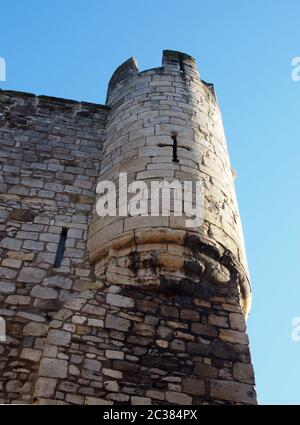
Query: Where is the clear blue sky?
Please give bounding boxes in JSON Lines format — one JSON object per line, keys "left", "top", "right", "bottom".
{"left": 1, "top": 0, "right": 300, "bottom": 405}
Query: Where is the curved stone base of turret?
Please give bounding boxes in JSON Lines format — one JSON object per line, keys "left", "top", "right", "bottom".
{"left": 88, "top": 227, "right": 251, "bottom": 316}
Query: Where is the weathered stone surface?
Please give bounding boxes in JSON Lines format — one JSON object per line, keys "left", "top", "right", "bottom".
{"left": 146, "top": 390, "right": 165, "bottom": 401}
{"left": 44, "top": 276, "right": 73, "bottom": 289}
{"left": 157, "top": 326, "right": 173, "bottom": 340}
{"left": 107, "top": 393, "right": 129, "bottom": 402}
{"left": 233, "top": 363, "right": 255, "bottom": 384}
{"left": 170, "top": 338, "right": 186, "bottom": 352}
{"left": 0, "top": 267, "right": 17, "bottom": 279}
{"left": 8, "top": 251, "right": 35, "bottom": 261}
{"left": 35, "top": 378, "right": 57, "bottom": 398}
{"left": 105, "top": 350, "right": 124, "bottom": 360}
{"left": 31, "top": 286, "right": 58, "bottom": 299}
{"left": 106, "top": 293, "right": 134, "bottom": 308}
{"left": 219, "top": 329, "right": 249, "bottom": 345}
{"left": 105, "top": 314, "right": 130, "bottom": 332}
{"left": 160, "top": 305, "right": 179, "bottom": 319}
{"left": 9, "top": 209, "right": 36, "bottom": 222}
{"left": 5, "top": 295, "right": 31, "bottom": 305}
{"left": 210, "top": 380, "right": 257, "bottom": 404}
{"left": 133, "top": 322, "right": 155, "bottom": 337}
{"left": 187, "top": 342, "right": 210, "bottom": 356}
{"left": 0, "top": 238, "right": 22, "bottom": 251}
{"left": 65, "top": 297, "right": 87, "bottom": 311}
{"left": 131, "top": 396, "right": 151, "bottom": 405}
{"left": 82, "top": 304, "right": 105, "bottom": 316}
{"left": 18, "top": 267, "right": 46, "bottom": 283}
{"left": 23, "top": 322, "right": 48, "bottom": 336}
{"left": 21, "top": 348, "right": 42, "bottom": 362}
{"left": 104, "top": 380, "right": 119, "bottom": 392}
{"left": 40, "top": 358, "right": 68, "bottom": 379}
{"left": 83, "top": 359, "right": 101, "bottom": 372}
{"left": 66, "top": 394, "right": 84, "bottom": 404}
{"left": 17, "top": 312, "right": 46, "bottom": 322}
{"left": 191, "top": 323, "right": 218, "bottom": 337}
{"left": 102, "top": 369, "right": 122, "bottom": 379}
{"left": 47, "top": 330, "right": 71, "bottom": 347}
{"left": 2, "top": 258, "right": 22, "bottom": 268}
{"left": 230, "top": 313, "right": 246, "bottom": 331}
{"left": 182, "top": 377, "right": 205, "bottom": 396}
{"left": 193, "top": 363, "right": 217, "bottom": 378}
{"left": 58, "top": 381, "right": 79, "bottom": 393}
{"left": 156, "top": 339, "right": 168, "bottom": 348}
{"left": 23, "top": 240, "right": 44, "bottom": 251}
{"left": 0, "top": 52, "right": 256, "bottom": 406}
{"left": 166, "top": 391, "right": 192, "bottom": 405}
{"left": 209, "top": 314, "right": 228, "bottom": 328}
{"left": 180, "top": 309, "right": 200, "bottom": 321}
{"left": 6, "top": 380, "right": 24, "bottom": 393}
{"left": 136, "top": 300, "right": 158, "bottom": 314}
{"left": 0, "top": 281, "right": 16, "bottom": 294}
{"left": 88, "top": 318, "right": 104, "bottom": 328}
{"left": 85, "top": 397, "right": 113, "bottom": 405}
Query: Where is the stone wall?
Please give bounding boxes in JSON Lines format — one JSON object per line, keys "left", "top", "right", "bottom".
{"left": 0, "top": 91, "right": 107, "bottom": 403}
{"left": 0, "top": 50, "right": 257, "bottom": 405}
{"left": 32, "top": 266, "right": 256, "bottom": 405}
{"left": 88, "top": 50, "right": 251, "bottom": 314}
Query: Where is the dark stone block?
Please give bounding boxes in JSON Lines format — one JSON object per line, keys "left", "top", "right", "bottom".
{"left": 187, "top": 342, "right": 210, "bottom": 356}
{"left": 193, "top": 363, "right": 217, "bottom": 378}
{"left": 160, "top": 305, "right": 178, "bottom": 319}
{"left": 210, "top": 341, "right": 239, "bottom": 361}
{"left": 136, "top": 300, "right": 158, "bottom": 314}
{"left": 191, "top": 323, "right": 218, "bottom": 338}
{"left": 9, "top": 209, "right": 36, "bottom": 223}
{"left": 182, "top": 377, "right": 205, "bottom": 396}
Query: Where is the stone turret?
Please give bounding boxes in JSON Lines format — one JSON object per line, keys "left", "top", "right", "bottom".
{"left": 88, "top": 50, "right": 251, "bottom": 315}
{"left": 0, "top": 50, "right": 256, "bottom": 405}
{"left": 84, "top": 50, "right": 256, "bottom": 404}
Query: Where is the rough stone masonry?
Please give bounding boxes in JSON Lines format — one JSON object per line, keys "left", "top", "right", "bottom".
{"left": 0, "top": 50, "right": 257, "bottom": 405}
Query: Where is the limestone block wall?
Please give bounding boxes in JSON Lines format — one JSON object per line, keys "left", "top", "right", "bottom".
{"left": 0, "top": 91, "right": 107, "bottom": 403}
{"left": 32, "top": 273, "right": 256, "bottom": 405}
{"left": 0, "top": 50, "right": 257, "bottom": 405}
